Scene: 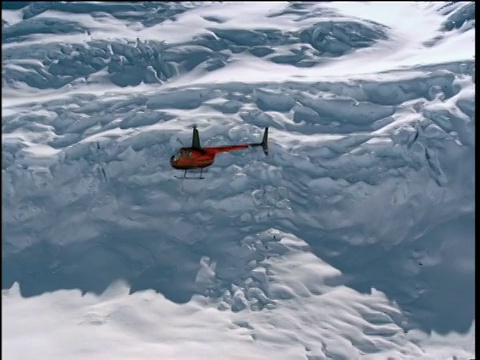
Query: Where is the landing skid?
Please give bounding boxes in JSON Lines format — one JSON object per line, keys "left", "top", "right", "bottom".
{"left": 174, "top": 168, "right": 207, "bottom": 180}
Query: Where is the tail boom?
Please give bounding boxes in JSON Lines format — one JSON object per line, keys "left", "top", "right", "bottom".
{"left": 202, "top": 127, "right": 269, "bottom": 155}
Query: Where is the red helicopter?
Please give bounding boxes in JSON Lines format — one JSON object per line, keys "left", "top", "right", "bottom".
{"left": 170, "top": 125, "right": 269, "bottom": 179}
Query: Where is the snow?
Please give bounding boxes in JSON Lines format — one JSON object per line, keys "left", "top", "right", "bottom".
{"left": 2, "top": 2, "right": 475, "bottom": 360}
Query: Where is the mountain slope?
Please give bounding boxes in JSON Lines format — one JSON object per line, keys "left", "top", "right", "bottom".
{"left": 2, "top": 2, "right": 475, "bottom": 359}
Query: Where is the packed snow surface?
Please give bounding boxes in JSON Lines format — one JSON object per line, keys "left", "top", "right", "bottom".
{"left": 2, "top": 1, "right": 475, "bottom": 359}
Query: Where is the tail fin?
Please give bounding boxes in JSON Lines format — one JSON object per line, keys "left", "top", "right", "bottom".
{"left": 249, "top": 127, "right": 269, "bottom": 155}
{"left": 260, "top": 127, "right": 269, "bottom": 156}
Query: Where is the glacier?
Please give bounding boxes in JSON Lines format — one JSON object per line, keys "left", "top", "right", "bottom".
{"left": 2, "top": 2, "right": 475, "bottom": 359}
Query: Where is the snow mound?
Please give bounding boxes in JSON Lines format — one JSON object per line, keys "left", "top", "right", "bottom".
{"left": 2, "top": 232, "right": 475, "bottom": 360}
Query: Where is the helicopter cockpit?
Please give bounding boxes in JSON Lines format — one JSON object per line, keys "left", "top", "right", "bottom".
{"left": 172, "top": 149, "right": 184, "bottom": 162}
{"left": 171, "top": 149, "right": 194, "bottom": 163}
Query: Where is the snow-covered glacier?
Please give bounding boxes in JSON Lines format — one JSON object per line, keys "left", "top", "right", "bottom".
{"left": 2, "top": 2, "right": 475, "bottom": 359}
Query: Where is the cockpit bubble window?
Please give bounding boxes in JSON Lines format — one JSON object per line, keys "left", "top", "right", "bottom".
{"left": 173, "top": 150, "right": 183, "bottom": 161}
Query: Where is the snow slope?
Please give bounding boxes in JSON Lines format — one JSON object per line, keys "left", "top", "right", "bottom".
{"left": 2, "top": 2, "right": 475, "bottom": 359}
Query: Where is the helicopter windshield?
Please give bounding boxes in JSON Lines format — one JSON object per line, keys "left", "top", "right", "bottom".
{"left": 172, "top": 149, "right": 183, "bottom": 162}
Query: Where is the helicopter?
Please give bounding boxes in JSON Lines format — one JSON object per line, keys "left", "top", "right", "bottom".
{"left": 170, "top": 125, "right": 269, "bottom": 179}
